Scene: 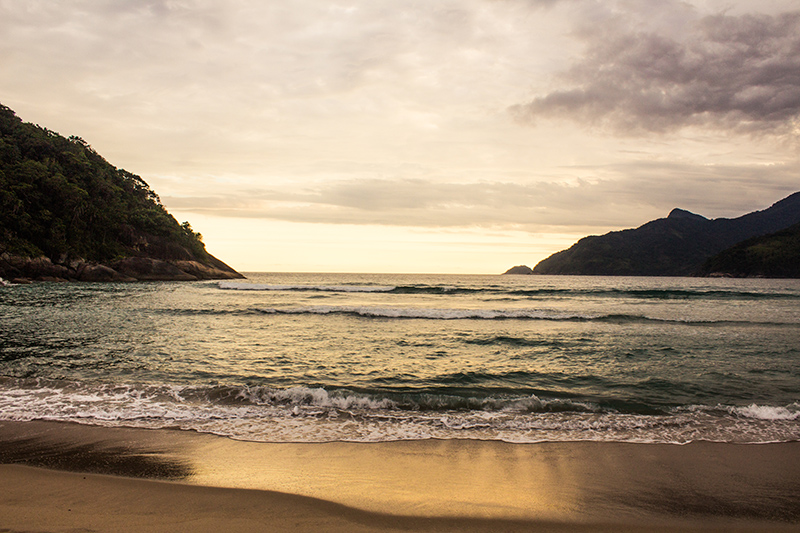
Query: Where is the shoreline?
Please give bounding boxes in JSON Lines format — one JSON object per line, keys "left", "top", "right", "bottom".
{"left": 2, "top": 421, "right": 800, "bottom": 532}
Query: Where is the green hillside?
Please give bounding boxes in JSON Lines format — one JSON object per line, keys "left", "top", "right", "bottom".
{"left": 0, "top": 103, "right": 241, "bottom": 281}
{"left": 698, "top": 223, "right": 800, "bottom": 278}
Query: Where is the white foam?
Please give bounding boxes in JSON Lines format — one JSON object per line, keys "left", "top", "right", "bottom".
{"left": 2, "top": 382, "right": 799, "bottom": 445}
{"left": 237, "top": 386, "right": 398, "bottom": 410}
{"left": 732, "top": 403, "right": 800, "bottom": 420}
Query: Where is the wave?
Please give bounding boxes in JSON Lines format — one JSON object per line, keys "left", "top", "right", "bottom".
{"left": 729, "top": 403, "right": 800, "bottom": 421}
{"left": 219, "top": 281, "right": 800, "bottom": 300}
{"left": 2, "top": 378, "right": 798, "bottom": 444}
{"left": 251, "top": 305, "right": 791, "bottom": 326}
{"left": 219, "top": 281, "right": 397, "bottom": 293}
{"left": 254, "top": 305, "right": 600, "bottom": 321}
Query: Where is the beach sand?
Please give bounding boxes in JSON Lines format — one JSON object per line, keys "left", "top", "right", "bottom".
{"left": 1, "top": 420, "right": 799, "bottom": 532}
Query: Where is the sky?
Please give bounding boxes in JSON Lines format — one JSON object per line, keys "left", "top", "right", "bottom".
{"left": 1, "top": 0, "right": 799, "bottom": 274}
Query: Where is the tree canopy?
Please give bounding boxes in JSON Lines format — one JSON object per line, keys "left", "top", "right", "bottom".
{"left": 0, "top": 103, "right": 208, "bottom": 263}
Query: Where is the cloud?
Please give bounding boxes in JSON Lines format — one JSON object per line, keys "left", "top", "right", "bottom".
{"left": 4, "top": 0, "right": 798, "bottom": 244}
{"left": 163, "top": 157, "right": 800, "bottom": 231}
{"left": 165, "top": 179, "right": 628, "bottom": 228}
{"left": 511, "top": 9, "right": 800, "bottom": 136}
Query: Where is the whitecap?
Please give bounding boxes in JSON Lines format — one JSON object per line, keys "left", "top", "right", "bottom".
{"left": 732, "top": 403, "right": 800, "bottom": 420}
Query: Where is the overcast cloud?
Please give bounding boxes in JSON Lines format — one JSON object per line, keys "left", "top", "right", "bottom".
{"left": 512, "top": 8, "right": 800, "bottom": 135}
{"left": 1, "top": 0, "right": 799, "bottom": 271}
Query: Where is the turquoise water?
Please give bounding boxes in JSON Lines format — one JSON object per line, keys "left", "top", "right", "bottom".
{"left": 1, "top": 273, "right": 798, "bottom": 443}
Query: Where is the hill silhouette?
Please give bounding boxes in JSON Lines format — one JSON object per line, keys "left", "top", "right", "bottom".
{"left": 531, "top": 192, "right": 800, "bottom": 276}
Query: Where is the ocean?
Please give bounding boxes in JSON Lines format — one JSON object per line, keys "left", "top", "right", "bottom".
{"left": 1, "top": 273, "right": 798, "bottom": 445}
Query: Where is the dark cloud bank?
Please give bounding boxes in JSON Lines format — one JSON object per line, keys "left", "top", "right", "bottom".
{"left": 511, "top": 11, "right": 800, "bottom": 135}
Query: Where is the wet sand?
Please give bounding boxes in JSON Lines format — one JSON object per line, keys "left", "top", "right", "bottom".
{"left": 1, "top": 420, "right": 799, "bottom": 532}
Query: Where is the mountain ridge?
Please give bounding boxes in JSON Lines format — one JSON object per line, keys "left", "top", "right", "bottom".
{"left": 529, "top": 191, "right": 800, "bottom": 277}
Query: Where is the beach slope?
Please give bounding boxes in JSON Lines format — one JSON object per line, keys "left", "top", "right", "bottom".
{"left": 1, "top": 421, "right": 799, "bottom": 532}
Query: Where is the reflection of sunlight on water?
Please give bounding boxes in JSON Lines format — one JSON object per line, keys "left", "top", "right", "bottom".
{"left": 187, "top": 438, "right": 581, "bottom": 520}
{"left": 183, "top": 436, "right": 800, "bottom": 522}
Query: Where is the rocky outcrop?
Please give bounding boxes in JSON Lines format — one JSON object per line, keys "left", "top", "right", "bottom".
{"left": 0, "top": 252, "right": 243, "bottom": 283}
{"left": 77, "top": 263, "right": 137, "bottom": 282}
{"left": 110, "top": 257, "right": 198, "bottom": 281}
{"left": 172, "top": 260, "right": 244, "bottom": 280}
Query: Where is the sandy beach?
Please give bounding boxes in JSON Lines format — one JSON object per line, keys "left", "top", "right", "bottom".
{"left": 1, "top": 421, "right": 799, "bottom": 532}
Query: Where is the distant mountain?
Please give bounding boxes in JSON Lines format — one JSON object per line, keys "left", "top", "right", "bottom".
{"left": 531, "top": 192, "right": 800, "bottom": 276}
{"left": 0, "top": 103, "right": 242, "bottom": 282}
{"left": 697, "top": 222, "right": 800, "bottom": 278}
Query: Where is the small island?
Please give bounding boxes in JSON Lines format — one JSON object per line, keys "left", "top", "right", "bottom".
{"left": 502, "top": 265, "right": 533, "bottom": 275}
{"left": 0, "top": 103, "right": 243, "bottom": 283}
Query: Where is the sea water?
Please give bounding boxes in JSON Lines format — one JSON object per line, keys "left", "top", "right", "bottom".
{"left": 1, "top": 273, "right": 798, "bottom": 444}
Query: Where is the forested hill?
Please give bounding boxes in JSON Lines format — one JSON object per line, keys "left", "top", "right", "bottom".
{"left": 0, "top": 103, "right": 242, "bottom": 282}
{"left": 530, "top": 191, "right": 800, "bottom": 277}
{"left": 697, "top": 222, "right": 800, "bottom": 278}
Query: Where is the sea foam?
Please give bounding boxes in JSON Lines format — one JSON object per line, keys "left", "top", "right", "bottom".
{"left": 732, "top": 403, "right": 800, "bottom": 420}
{"left": 2, "top": 379, "right": 800, "bottom": 445}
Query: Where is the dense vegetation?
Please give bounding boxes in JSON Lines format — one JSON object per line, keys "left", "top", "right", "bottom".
{"left": 0, "top": 103, "right": 207, "bottom": 263}
{"left": 698, "top": 223, "right": 800, "bottom": 278}
{"left": 532, "top": 192, "right": 800, "bottom": 276}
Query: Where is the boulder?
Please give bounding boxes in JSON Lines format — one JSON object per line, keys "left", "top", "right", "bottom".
{"left": 1, "top": 255, "right": 73, "bottom": 280}
{"left": 77, "top": 263, "right": 136, "bottom": 282}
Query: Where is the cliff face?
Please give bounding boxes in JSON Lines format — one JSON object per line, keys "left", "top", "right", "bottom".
{"left": 0, "top": 103, "right": 243, "bottom": 282}
{"left": 531, "top": 192, "right": 800, "bottom": 277}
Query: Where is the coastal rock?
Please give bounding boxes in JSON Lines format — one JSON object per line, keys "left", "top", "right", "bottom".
{"left": 503, "top": 265, "right": 534, "bottom": 275}
{"left": 0, "top": 253, "right": 244, "bottom": 283}
{"left": 1, "top": 254, "right": 73, "bottom": 280}
{"left": 77, "top": 263, "right": 136, "bottom": 282}
{"left": 173, "top": 260, "right": 244, "bottom": 280}
{"left": 110, "top": 257, "right": 198, "bottom": 281}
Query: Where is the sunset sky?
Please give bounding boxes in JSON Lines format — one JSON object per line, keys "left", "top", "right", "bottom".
{"left": 2, "top": 0, "right": 799, "bottom": 273}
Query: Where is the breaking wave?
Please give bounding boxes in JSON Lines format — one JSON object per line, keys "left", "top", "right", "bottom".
{"left": 1, "top": 379, "right": 798, "bottom": 445}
